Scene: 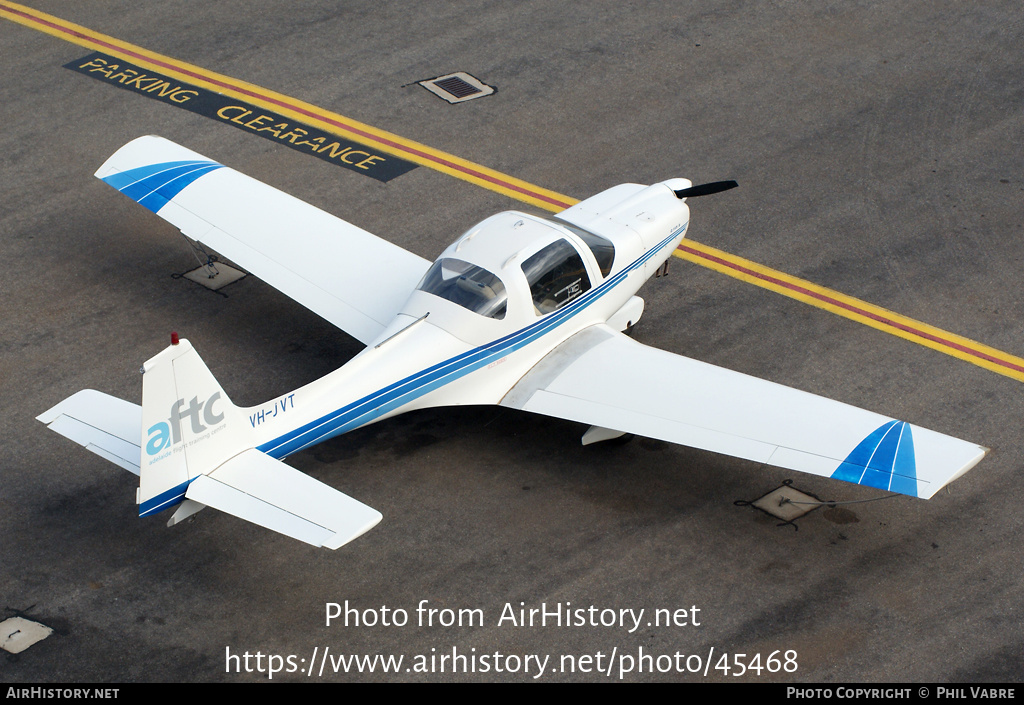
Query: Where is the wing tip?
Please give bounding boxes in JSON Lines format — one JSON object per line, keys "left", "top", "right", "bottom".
{"left": 917, "top": 444, "right": 989, "bottom": 499}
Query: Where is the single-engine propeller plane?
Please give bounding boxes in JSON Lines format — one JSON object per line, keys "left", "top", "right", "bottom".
{"left": 39, "top": 136, "right": 987, "bottom": 549}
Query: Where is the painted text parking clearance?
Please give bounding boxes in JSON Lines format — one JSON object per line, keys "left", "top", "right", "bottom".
{"left": 216, "top": 106, "right": 386, "bottom": 171}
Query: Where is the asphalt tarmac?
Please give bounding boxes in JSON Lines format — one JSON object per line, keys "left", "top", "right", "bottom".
{"left": 2, "top": 0, "right": 1022, "bottom": 683}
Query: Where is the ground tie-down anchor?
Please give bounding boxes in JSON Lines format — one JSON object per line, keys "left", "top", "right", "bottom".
{"left": 173, "top": 235, "right": 246, "bottom": 291}
{"left": 734, "top": 479, "right": 827, "bottom": 530}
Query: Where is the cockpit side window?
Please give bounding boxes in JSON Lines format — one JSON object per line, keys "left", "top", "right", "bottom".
{"left": 552, "top": 219, "right": 616, "bottom": 277}
{"left": 521, "top": 239, "right": 592, "bottom": 315}
{"left": 418, "top": 258, "right": 507, "bottom": 319}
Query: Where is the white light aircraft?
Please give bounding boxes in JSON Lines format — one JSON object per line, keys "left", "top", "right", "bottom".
{"left": 39, "top": 136, "right": 987, "bottom": 549}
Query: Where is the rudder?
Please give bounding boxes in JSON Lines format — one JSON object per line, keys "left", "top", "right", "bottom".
{"left": 139, "top": 336, "right": 251, "bottom": 517}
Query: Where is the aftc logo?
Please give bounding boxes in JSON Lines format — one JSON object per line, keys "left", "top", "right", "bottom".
{"left": 146, "top": 392, "right": 224, "bottom": 455}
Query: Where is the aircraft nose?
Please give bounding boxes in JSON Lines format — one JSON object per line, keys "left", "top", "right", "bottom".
{"left": 664, "top": 177, "right": 692, "bottom": 193}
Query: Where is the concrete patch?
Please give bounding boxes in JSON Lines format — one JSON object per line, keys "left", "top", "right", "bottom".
{"left": 182, "top": 263, "right": 246, "bottom": 291}
{"left": 1, "top": 617, "right": 53, "bottom": 654}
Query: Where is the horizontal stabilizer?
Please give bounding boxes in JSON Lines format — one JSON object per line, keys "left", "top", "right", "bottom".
{"left": 37, "top": 390, "right": 142, "bottom": 475}
{"left": 185, "top": 449, "right": 382, "bottom": 549}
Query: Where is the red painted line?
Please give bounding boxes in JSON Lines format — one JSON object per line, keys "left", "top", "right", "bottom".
{"left": 677, "top": 243, "right": 1024, "bottom": 375}
{"left": 2, "top": 3, "right": 574, "bottom": 210}
{"left": 10, "top": 3, "right": 1020, "bottom": 381}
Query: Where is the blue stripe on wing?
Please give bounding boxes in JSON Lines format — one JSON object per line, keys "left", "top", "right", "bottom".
{"left": 831, "top": 420, "right": 918, "bottom": 496}
{"left": 102, "top": 160, "right": 224, "bottom": 213}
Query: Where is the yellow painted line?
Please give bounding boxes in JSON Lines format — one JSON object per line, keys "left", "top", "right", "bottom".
{"left": 0, "top": 1, "right": 573, "bottom": 211}
{"left": 5, "top": 1, "right": 1024, "bottom": 383}
{"left": 675, "top": 242, "right": 1024, "bottom": 382}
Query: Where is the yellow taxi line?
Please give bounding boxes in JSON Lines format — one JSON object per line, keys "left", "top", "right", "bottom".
{"left": 5, "top": 0, "right": 1024, "bottom": 383}
{"left": 0, "top": 1, "right": 573, "bottom": 210}
{"left": 675, "top": 242, "right": 1024, "bottom": 382}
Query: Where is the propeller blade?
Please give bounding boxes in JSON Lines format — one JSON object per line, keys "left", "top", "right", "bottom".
{"left": 673, "top": 180, "right": 738, "bottom": 199}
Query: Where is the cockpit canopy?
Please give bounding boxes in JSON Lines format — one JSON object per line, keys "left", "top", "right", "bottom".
{"left": 417, "top": 257, "right": 508, "bottom": 319}
{"left": 415, "top": 212, "right": 618, "bottom": 321}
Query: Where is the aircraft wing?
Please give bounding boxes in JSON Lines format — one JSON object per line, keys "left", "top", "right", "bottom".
{"left": 95, "top": 136, "right": 431, "bottom": 345}
{"left": 501, "top": 325, "right": 986, "bottom": 499}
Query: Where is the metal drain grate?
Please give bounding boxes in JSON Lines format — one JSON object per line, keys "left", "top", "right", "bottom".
{"left": 434, "top": 76, "right": 481, "bottom": 99}
{"left": 418, "top": 72, "right": 495, "bottom": 104}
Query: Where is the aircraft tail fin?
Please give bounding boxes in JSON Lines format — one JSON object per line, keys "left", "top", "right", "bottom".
{"left": 137, "top": 335, "right": 247, "bottom": 517}
{"left": 138, "top": 336, "right": 381, "bottom": 548}
{"left": 40, "top": 337, "right": 381, "bottom": 548}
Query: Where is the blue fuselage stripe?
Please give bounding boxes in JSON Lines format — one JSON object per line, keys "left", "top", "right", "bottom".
{"left": 258, "top": 225, "right": 686, "bottom": 458}
{"left": 139, "top": 481, "right": 191, "bottom": 517}
{"left": 139, "top": 226, "right": 685, "bottom": 516}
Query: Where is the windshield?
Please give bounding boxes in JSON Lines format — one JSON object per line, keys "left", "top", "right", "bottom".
{"left": 551, "top": 218, "right": 615, "bottom": 277}
{"left": 521, "top": 239, "right": 592, "bottom": 315}
{"left": 417, "top": 258, "right": 508, "bottom": 319}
